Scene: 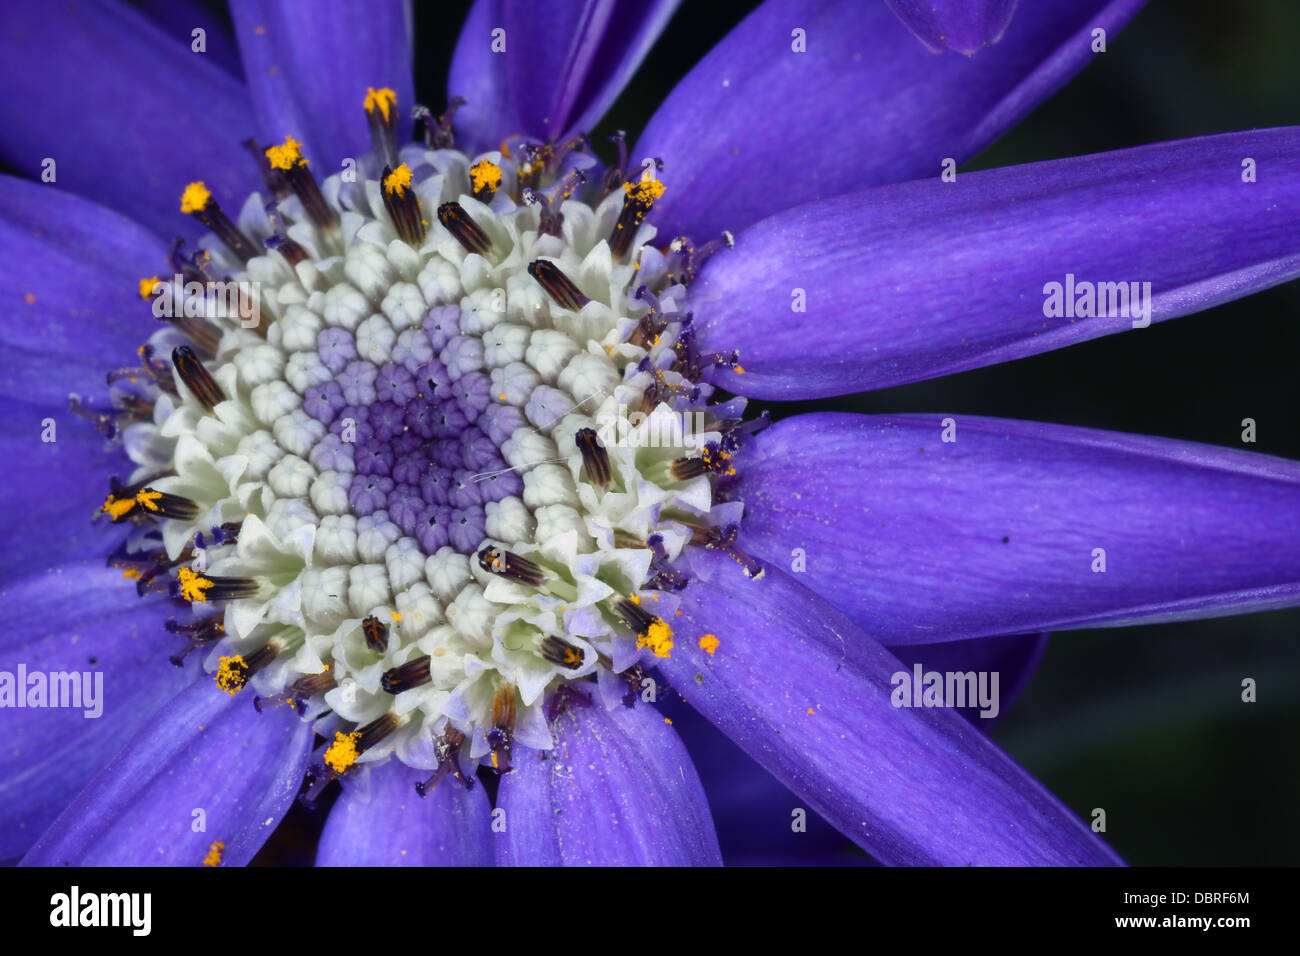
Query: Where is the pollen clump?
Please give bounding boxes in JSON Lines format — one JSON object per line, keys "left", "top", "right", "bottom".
{"left": 637, "top": 616, "right": 674, "bottom": 659}
{"left": 139, "top": 276, "right": 162, "bottom": 300}
{"left": 203, "top": 840, "right": 225, "bottom": 867}
{"left": 699, "top": 633, "right": 720, "bottom": 655}
{"left": 180, "top": 181, "right": 211, "bottom": 214}
{"left": 324, "top": 730, "right": 362, "bottom": 773}
{"left": 265, "top": 135, "right": 306, "bottom": 170}
{"left": 134, "top": 488, "right": 163, "bottom": 512}
{"left": 384, "top": 163, "right": 413, "bottom": 196}
{"left": 100, "top": 492, "right": 137, "bottom": 521}
{"left": 215, "top": 655, "right": 248, "bottom": 695}
{"left": 470, "top": 158, "right": 502, "bottom": 194}
{"left": 364, "top": 86, "right": 397, "bottom": 122}
{"left": 623, "top": 176, "right": 666, "bottom": 205}
{"left": 178, "top": 567, "right": 214, "bottom": 603}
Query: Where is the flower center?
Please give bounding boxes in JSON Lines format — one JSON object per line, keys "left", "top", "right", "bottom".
{"left": 89, "top": 89, "right": 765, "bottom": 799}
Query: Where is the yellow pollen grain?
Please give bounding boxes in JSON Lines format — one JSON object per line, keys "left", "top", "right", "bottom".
{"left": 734, "top": 365, "right": 746, "bottom": 374}
{"left": 215, "top": 655, "right": 247, "bottom": 695}
{"left": 139, "top": 276, "right": 162, "bottom": 300}
{"left": 623, "top": 176, "right": 666, "bottom": 205}
{"left": 177, "top": 566, "right": 214, "bottom": 603}
{"left": 101, "top": 493, "right": 136, "bottom": 520}
{"left": 324, "top": 730, "right": 362, "bottom": 773}
{"left": 806, "top": 708, "right": 816, "bottom": 715}
{"left": 470, "top": 158, "right": 502, "bottom": 194}
{"left": 383, "top": 163, "right": 413, "bottom": 196}
{"left": 180, "top": 181, "right": 211, "bottom": 214}
{"left": 265, "top": 135, "right": 306, "bottom": 171}
{"left": 134, "top": 488, "right": 163, "bottom": 512}
{"left": 699, "top": 633, "right": 720, "bottom": 655}
{"left": 203, "top": 840, "right": 224, "bottom": 867}
{"left": 637, "top": 617, "right": 674, "bottom": 659}
{"left": 121, "top": 567, "right": 142, "bottom": 580}
{"left": 364, "top": 86, "right": 397, "bottom": 122}
{"left": 664, "top": 717, "right": 673, "bottom": 725}
{"left": 24, "top": 293, "right": 35, "bottom": 304}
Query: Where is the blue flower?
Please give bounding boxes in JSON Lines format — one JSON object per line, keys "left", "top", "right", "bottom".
{"left": 1, "top": 0, "right": 1298, "bottom": 867}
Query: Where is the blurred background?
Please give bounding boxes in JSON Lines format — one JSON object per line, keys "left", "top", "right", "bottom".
{"left": 174, "top": 0, "right": 1300, "bottom": 865}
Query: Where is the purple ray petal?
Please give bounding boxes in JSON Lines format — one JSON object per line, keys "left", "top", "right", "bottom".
{"left": 316, "top": 760, "right": 493, "bottom": 865}
{"left": 448, "top": 0, "right": 680, "bottom": 156}
{"left": 661, "top": 696, "right": 867, "bottom": 864}
{"left": 0, "top": 0, "right": 257, "bottom": 238}
{"left": 892, "top": 633, "right": 1050, "bottom": 725}
{"left": 735, "top": 413, "right": 1300, "bottom": 642}
{"left": 0, "top": 563, "right": 197, "bottom": 860}
{"left": 0, "top": 400, "right": 131, "bottom": 578}
{"left": 21, "top": 677, "right": 312, "bottom": 866}
{"left": 494, "top": 695, "right": 721, "bottom": 865}
{"left": 0, "top": 175, "right": 167, "bottom": 408}
{"left": 635, "top": 0, "right": 1143, "bottom": 241}
{"left": 885, "top": 0, "right": 1019, "bottom": 55}
{"left": 698, "top": 128, "right": 1300, "bottom": 398}
{"left": 658, "top": 548, "right": 1122, "bottom": 865}
{"left": 136, "top": 0, "right": 243, "bottom": 76}
{"left": 230, "top": 0, "right": 414, "bottom": 165}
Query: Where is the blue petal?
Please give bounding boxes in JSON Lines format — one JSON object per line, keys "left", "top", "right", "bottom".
{"left": 657, "top": 548, "right": 1123, "bottom": 865}
{"left": 0, "top": 174, "right": 171, "bottom": 407}
{"left": 0, "top": 399, "right": 132, "bottom": 578}
{"left": 136, "top": 0, "right": 244, "bottom": 76}
{"left": 315, "top": 760, "right": 493, "bottom": 865}
{"left": 494, "top": 695, "right": 722, "bottom": 865}
{"left": 884, "top": 0, "right": 1019, "bottom": 55}
{"left": 447, "top": 0, "right": 680, "bottom": 155}
{"left": 635, "top": 0, "right": 1144, "bottom": 241}
{"left": 698, "top": 128, "right": 1300, "bottom": 398}
{"left": 230, "top": 0, "right": 415, "bottom": 165}
{"left": 734, "top": 413, "right": 1300, "bottom": 642}
{"left": 0, "top": 0, "right": 258, "bottom": 238}
{"left": 0, "top": 562, "right": 197, "bottom": 860}
{"left": 21, "top": 677, "right": 312, "bottom": 866}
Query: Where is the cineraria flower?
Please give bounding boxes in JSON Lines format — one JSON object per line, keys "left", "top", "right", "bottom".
{"left": 1, "top": 0, "right": 1298, "bottom": 867}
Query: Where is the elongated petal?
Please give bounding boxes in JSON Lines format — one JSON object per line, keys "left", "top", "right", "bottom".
{"left": 0, "top": 0, "right": 257, "bottom": 237}
{"left": 495, "top": 696, "right": 721, "bottom": 865}
{"left": 885, "top": 0, "right": 1019, "bottom": 55}
{"left": 448, "top": 0, "right": 680, "bottom": 155}
{"left": 0, "top": 176, "right": 169, "bottom": 407}
{"left": 698, "top": 128, "right": 1300, "bottom": 398}
{"left": 636, "top": 0, "right": 1143, "bottom": 240}
{"left": 659, "top": 549, "right": 1122, "bottom": 865}
{"left": 316, "top": 760, "right": 493, "bottom": 865}
{"left": 21, "top": 677, "right": 312, "bottom": 866}
{"left": 230, "top": 0, "right": 414, "bottom": 164}
{"left": 0, "top": 563, "right": 196, "bottom": 860}
{"left": 662, "top": 698, "right": 866, "bottom": 864}
{"left": 736, "top": 413, "right": 1300, "bottom": 642}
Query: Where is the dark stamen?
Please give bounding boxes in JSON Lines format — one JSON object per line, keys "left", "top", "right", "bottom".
{"left": 381, "top": 655, "right": 432, "bottom": 694}
{"left": 266, "top": 137, "right": 339, "bottom": 234}
{"left": 540, "top": 636, "right": 585, "bottom": 670}
{"left": 382, "top": 164, "right": 427, "bottom": 246}
{"left": 478, "top": 546, "right": 547, "bottom": 587}
{"left": 174, "top": 567, "right": 259, "bottom": 603}
{"left": 180, "top": 182, "right": 258, "bottom": 262}
{"left": 413, "top": 97, "right": 465, "bottom": 149}
{"left": 362, "top": 615, "right": 389, "bottom": 653}
{"left": 528, "top": 259, "right": 589, "bottom": 311}
{"left": 416, "top": 728, "right": 474, "bottom": 795}
{"left": 469, "top": 158, "right": 503, "bottom": 204}
{"left": 575, "top": 428, "right": 611, "bottom": 486}
{"left": 215, "top": 642, "right": 278, "bottom": 694}
{"left": 172, "top": 346, "right": 226, "bottom": 410}
{"left": 165, "top": 615, "right": 226, "bottom": 666}
{"left": 609, "top": 168, "right": 664, "bottom": 258}
{"left": 242, "top": 138, "right": 292, "bottom": 199}
{"left": 487, "top": 685, "right": 516, "bottom": 773}
{"left": 363, "top": 87, "right": 401, "bottom": 171}
{"left": 437, "top": 200, "right": 491, "bottom": 255}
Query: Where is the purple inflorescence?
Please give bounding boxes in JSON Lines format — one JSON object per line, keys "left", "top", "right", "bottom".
{"left": 305, "top": 304, "right": 526, "bottom": 558}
